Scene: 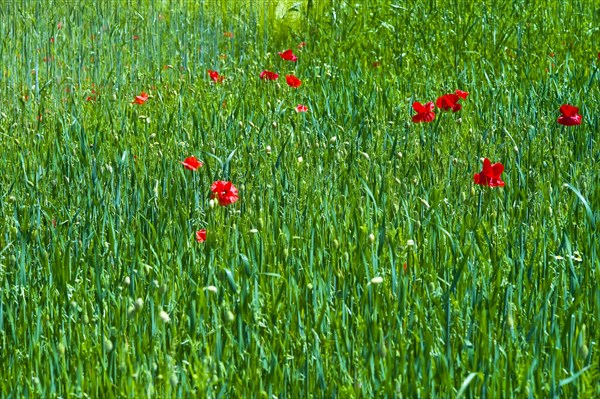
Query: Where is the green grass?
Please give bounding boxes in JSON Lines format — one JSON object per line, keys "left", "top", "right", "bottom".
{"left": 0, "top": 0, "right": 599, "bottom": 397}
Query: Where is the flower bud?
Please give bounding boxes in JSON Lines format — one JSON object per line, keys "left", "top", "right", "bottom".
{"left": 159, "top": 310, "right": 170, "bottom": 323}
{"left": 370, "top": 276, "right": 383, "bottom": 285}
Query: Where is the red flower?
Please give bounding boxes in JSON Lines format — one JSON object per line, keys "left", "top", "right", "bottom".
{"left": 298, "top": 41, "right": 307, "bottom": 49}
{"left": 57, "top": 22, "right": 63, "bottom": 29}
{"left": 295, "top": 104, "right": 308, "bottom": 112}
{"left": 411, "top": 101, "right": 435, "bottom": 123}
{"left": 557, "top": 104, "right": 582, "bottom": 126}
{"left": 436, "top": 93, "right": 462, "bottom": 112}
{"left": 181, "top": 156, "right": 203, "bottom": 171}
{"left": 372, "top": 61, "right": 381, "bottom": 68}
{"left": 278, "top": 49, "right": 298, "bottom": 62}
{"left": 473, "top": 158, "right": 505, "bottom": 187}
{"left": 208, "top": 70, "right": 225, "bottom": 83}
{"left": 210, "top": 180, "right": 239, "bottom": 206}
{"left": 455, "top": 89, "right": 469, "bottom": 100}
{"left": 435, "top": 89, "right": 469, "bottom": 112}
{"left": 260, "top": 70, "right": 279, "bottom": 81}
{"left": 133, "top": 35, "right": 140, "bottom": 40}
{"left": 286, "top": 75, "right": 302, "bottom": 88}
{"left": 132, "top": 92, "right": 149, "bottom": 104}
{"left": 195, "top": 229, "right": 207, "bottom": 243}
{"left": 50, "top": 37, "right": 55, "bottom": 43}
{"left": 224, "top": 31, "right": 234, "bottom": 38}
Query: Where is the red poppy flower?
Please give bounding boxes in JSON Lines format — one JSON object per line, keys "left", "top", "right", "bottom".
{"left": 210, "top": 180, "right": 239, "bottom": 206}
{"left": 57, "top": 22, "right": 63, "bottom": 29}
{"left": 50, "top": 37, "right": 55, "bottom": 43}
{"left": 286, "top": 75, "right": 302, "bottom": 88}
{"left": 208, "top": 70, "right": 224, "bottom": 83}
{"left": 195, "top": 229, "right": 207, "bottom": 243}
{"left": 473, "top": 158, "right": 505, "bottom": 187}
{"left": 411, "top": 101, "right": 435, "bottom": 123}
{"left": 372, "top": 61, "right": 381, "bottom": 68}
{"left": 557, "top": 104, "right": 582, "bottom": 126}
{"left": 455, "top": 89, "right": 469, "bottom": 100}
{"left": 278, "top": 49, "right": 298, "bottom": 62}
{"left": 298, "top": 41, "right": 307, "bottom": 49}
{"left": 133, "top": 35, "right": 140, "bottom": 40}
{"left": 260, "top": 70, "right": 279, "bottom": 81}
{"left": 436, "top": 93, "right": 462, "bottom": 112}
{"left": 181, "top": 156, "right": 203, "bottom": 171}
{"left": 295, "top": 104, "right": 308, "bottom": 112}
{"left": 132, "top": 92, "right": 149, "bottom": 104}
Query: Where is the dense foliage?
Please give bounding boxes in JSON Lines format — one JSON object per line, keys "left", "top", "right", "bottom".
{"left": 0, "top": 0, "right": 599, "bottom": 397}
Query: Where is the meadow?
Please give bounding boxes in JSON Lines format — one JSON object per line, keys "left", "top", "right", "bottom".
{"left": 0, "top": 0, "right": 599, "bottom": 397}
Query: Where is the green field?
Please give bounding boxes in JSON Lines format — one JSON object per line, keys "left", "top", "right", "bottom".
{"left": 1, "top": 0, "right": 599, "bottom": 397}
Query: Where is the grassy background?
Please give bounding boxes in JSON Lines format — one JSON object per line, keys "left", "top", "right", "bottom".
{"left": 0, "top": 0, "right": 599, "bottom": 397}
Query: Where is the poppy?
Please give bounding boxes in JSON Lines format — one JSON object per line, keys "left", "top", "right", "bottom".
{"left": 278, "top": 49, "right": 298, "bottom": 62}
{"left": 411, "top": 101, "right": 435, "bottom": 123}
{"left": 210, "top": 180, "right": 239, "bottom": 206}
{"left": 286, "top": 75, "right": 302, "bottom": 88}
{"left": 181, "top": 156, "right": 203, "bottom": 171}
{"left": 295, "top": 104, "right": 308, "bottom": 112}
{"left": 196, "top": 229, "right": 207, "bottom": 243}
{"left": 133, "top": 35, "right": 140, "bottom": 40}
{"left": 473, "top": 158, "right": 505, "bottom": 187}
{"left": 208, "top": 70, "right": 224, "bottom": 83}
{"left": 436, "top": 93, "right": 462, "bottom": 112}
{"left": 557, "top": 104, "right": 582, "bottom": 126}
{"left": 260, "top": 70, "right": 279, "bottom": 81}
{"left": 455, "top": 89, "right": 469, "bottom": 100}
{"left": 298, "top": 41, "right": 307, "bottom": 49}
{"left": 132, "top": 92, "right": 149, "bottom": 104}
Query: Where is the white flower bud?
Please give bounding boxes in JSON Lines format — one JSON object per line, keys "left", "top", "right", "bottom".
{"left": 159, "top": 310, "right": 170, "bottom": 323}
{"left": 370, "top": 276, "right": 383, "bottom": 285}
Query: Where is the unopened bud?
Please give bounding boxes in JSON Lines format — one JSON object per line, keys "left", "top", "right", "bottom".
{"left": 159, "top": 310, "right": 170, "bottom": 323}
{"left": 370, "top": 276, "right": 383, "bottom": 285}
